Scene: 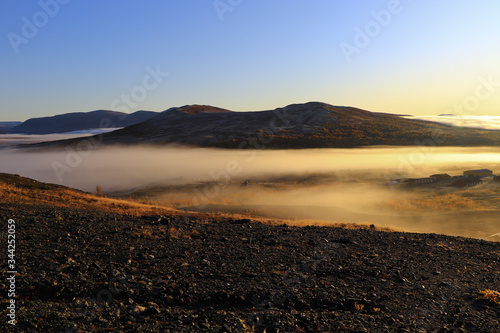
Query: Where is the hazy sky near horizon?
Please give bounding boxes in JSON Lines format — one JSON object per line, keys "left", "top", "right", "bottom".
{"left": 1, "top": 1, "right": 500, "bottom": 121}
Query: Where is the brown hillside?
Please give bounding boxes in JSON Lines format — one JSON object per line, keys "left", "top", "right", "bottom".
{"left": 21, "top": 102, "right": 500, "bottom": 149}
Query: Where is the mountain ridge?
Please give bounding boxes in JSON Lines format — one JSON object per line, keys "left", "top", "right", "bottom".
{"left": 0, "top": 121, "right": 22, "bottom": 134}
{"left": 9, "top": 110, "right": 159, "bottom": 135}
{"left": 19, "top": 102, "right": 500, "bottom": 149}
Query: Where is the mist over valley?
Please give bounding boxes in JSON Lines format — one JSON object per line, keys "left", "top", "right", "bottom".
{"left": 2, "top": 141, "right": 500, "bottom": 240}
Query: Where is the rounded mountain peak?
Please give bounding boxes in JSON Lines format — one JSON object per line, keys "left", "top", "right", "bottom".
{"left": 163, "top": 105, "right": 233, "bottom": 116}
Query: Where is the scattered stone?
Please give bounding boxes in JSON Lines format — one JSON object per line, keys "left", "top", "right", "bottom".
{"left": 6, "top": 200, "right": 500, "bottom": 332}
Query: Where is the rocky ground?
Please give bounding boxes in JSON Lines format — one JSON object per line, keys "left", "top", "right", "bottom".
{"left": 1, "top": 200, "right": 500, "bottom": 332}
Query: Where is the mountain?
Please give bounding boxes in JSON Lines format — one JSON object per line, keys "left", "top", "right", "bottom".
{"left": 22, "top": 102, "right": 500, "bottom": 149}
{"left": 9, "top": 110, "right": 159, "bottom": 134}
{"left": 0, "top": 121, "right": 22, "bottom": 134}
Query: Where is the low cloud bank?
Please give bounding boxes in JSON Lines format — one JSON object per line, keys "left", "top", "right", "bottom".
{"left": 2, "top": 144, "right": 500, "bottom": 238}
{"left": 59, "top": 128, "right": 123, "bottom": 135}
{"left": 410, "top": 115, "right": 500, "bottom": 130}
{"left": 0, "top": 128, "right": 122, "bottom": 147}
{"left": 1, "top": 145, "right": 500, "bottom": 192}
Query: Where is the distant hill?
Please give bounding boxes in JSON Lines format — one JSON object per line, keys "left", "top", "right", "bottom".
{"left": 0, "top": 121, "right": 22, "bottom": 134}
{"left": 9, "top": 110, "right": 158, "bottom": 134}
{"left": 22, "top": 102, "right": 500, "bottom": 149}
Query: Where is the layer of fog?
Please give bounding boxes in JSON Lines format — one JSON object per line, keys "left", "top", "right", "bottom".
{"left": 0, "top": 128, "right": 121, "bottom": 147}
{"left": 59, "top": 128, "right": 122, "bottom": 135}
{"left": 409, "top": 115, "right": 500, "bottom": 130}
{"left": 2, "top": 145, "right": 500, "bottom": 192}
{"left": 1, "top": 145, "right": 500, "bottom": 239}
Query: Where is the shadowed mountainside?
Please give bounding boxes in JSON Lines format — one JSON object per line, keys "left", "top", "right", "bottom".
{"left": 0, "top": 121, "right": 22, "bottom": 134}
{"left": 10, "top": 110, "right": 159, "bottom": 134}
{"left": 21, "top": 102, "right": 500, "bottom": 149}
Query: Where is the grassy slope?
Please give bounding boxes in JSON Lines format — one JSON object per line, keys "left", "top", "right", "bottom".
{"left": 0, "top": 173, "right": 176, "bottom": 217}
{"left": 0, "top": 173, "right": 395, "bottom": 231}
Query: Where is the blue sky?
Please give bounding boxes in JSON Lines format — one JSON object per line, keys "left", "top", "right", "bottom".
{"left": 1, "top": 0, "right": 499, "bottom": 121}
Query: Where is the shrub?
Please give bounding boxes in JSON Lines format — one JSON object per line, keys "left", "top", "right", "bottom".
{"left": 96, "top": 185, "right": 104, "bottom": 197}
{"left": 477, "top": 289, "right": 500, "bottom": 305}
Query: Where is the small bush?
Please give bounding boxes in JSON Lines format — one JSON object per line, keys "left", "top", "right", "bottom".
{"left": 354, "top": 303, "right": 364, "bottom": 312}
{"left": 96, "top": 185, "right": 104, "bottom": 197}
{"left": 477, "top": 289, "right": 500, "bottom": 305}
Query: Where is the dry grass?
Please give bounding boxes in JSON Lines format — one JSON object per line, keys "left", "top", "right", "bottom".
{"left": 140, "top": 190, "right": 257, "bottom": 209}
{"left": 0, "top": 180, "right": 177, "bottom": 217}
{"left": 128, "top": 224, "right": 200, "bottom": 240}
{"left": 238, "top": 319, "right": 256, "bottom": 333}
{"left": 137, "top": 192, "right": 400, "bottom": 232}
{"left": 168, "top": 227, "right": 200, "bottom": 239}
{"left": 385, "top": 194, "right": 482, "bottom": 212}
{"left": 477, "top": 289, "right": 500, "bottom": 306}
{"left": 354, "top": 303, "right": 365, "bottom": 313}
{"left": 196, "top": 210, "right": 399, "bottom": 232}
